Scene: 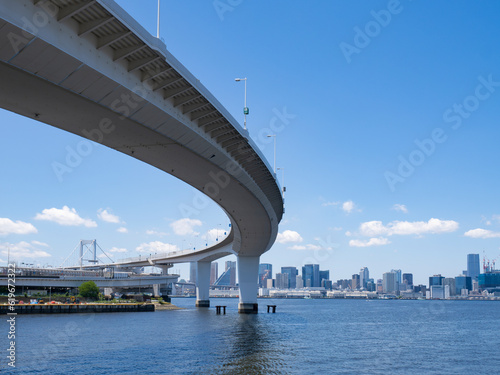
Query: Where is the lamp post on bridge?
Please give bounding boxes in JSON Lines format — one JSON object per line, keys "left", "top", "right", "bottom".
{"left": 157, "top": 0, "right": 161, "bottom": 39}
{"left": 234, "top": 77, "right": 248, "bottom": 130}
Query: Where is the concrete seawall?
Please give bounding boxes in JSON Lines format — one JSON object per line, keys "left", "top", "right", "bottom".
{"left": 0, "top": 304, "right": 155, "bottom": 314}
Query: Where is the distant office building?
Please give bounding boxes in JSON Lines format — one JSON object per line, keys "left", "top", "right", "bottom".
{"left": 352, "top": 274, "right": 360, "bottom": 290}
{"left": 282, "top": 266, "right": 298, "bottom": 289}
{"left": 322, "top": 279, "right": 333, "bottom": 290}
{"left": 360, "top": 267, "right": 369, "bottom": 289}
{"left": 413, "top": 285, "right": 426, "bottom": 294}
{"left": 429, "top": 274, "right": 444, "bottom": 287}
{"left": 443, "top": 278, "right": 456, "bottom": 296}
{"left": 226, "top": 261, "right": 236, "bottom": 286}
{"left": 275, "top": 273, "right": 289, "bottom": 289}
{"left": 337, "top": 279, "right": 350, "bottom": 290}
{"left": 467, "top": 254, "right": 480, "bottom": 281}
{"left": 391, "top": 269, "right": 402, "bottom": 285}
{"left": 383, "top": 272, "right": 398, "bottom": 293}
{"left": 478, "top": 272, "right": 500, "bottom": 290}
{"left": 472, "top": 280, "right": 479, "bottom": 292}
{"left": 455, "top": 275, "right": 472, "bottom": 295}
{"left": 266, "top": 278, "right": 275, "bottom": 288}
{"left": 319, "top": 270, "right": 330, "bottom": 286}
{"left": 210, "top": 262, "right": 218, "bottom": 285}
{"left": 189, "top": 262, "right": 197, "bottom": 284}
{"left": 302, "top": 264, "right": 320, "bottom": 287}
{"left": 366, "top": 279, "right": 376, "bottom": 292}
{"left": 296, "top": 275, "right": 303, "bottom": 288}
{"left": 259, "top": 264, "right": 272, "bottom": 288}
{"left": 376, "top": 279, "right": 383, "bottom": 293}
{"left": 430, "top": 285, "right": 450, "bottom": 299}
{"left": 402, "top": 273, "right": 413, "bottom": 286}
{"left": 214, "top": 261, "right": 237, "bottom": 286}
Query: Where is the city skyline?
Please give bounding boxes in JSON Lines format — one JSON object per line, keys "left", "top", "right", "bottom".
{"left": 2, "top": 1, "right": 500, "bottom": 285}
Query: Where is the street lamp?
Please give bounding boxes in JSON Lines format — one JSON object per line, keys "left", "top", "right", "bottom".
{"left": 234, "top": 78, "right": 248, "bottom": 130}
{"left": 267, "top": 134, "right": 276, "bottom": 174}
{"left": 157, "top": 0, "right": 161, "bottom": 39}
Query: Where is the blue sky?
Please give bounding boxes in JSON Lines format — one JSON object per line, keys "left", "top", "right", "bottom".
{"left": 2, "top": 0, "right": 500, "bottom": 285}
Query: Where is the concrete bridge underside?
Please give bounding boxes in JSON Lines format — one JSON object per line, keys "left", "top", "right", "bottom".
{"left": 0, "top": 0, "right": 283, "bottom": 313}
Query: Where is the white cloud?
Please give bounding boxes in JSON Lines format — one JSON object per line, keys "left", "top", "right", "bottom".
{"left": 464, "top": 228, "right": 500, "bottom": 239}
{"left": 170, "top": 218, "right": 202, "bottom": 236}
{"left": 35, "top": 206, "right": 97, "bottom": 228}
{"left": 117, "top": 227, "right": 128, "bottom": 233}
{"left": 289, "top": 244, "right": 322, "bottom": 251}
{"left": 392, "top": 204, "right": 408, "bottom": 213}
{"left": 31, "top": 240, "right": 49, "bottom": 247}
{"left": 97, "top": 208, "right": 121, "bottom": 224}
{"left": 0, "top": 218, "right": 38, "bottom": 236}
{"left": 108, "top": 247, "right": 128, "bottom": 253}
{"left": 276, "top": 230, "right": 303, "bottom": 244}
{"left": 146, "top": 230, "right": 167, "bottom": 236}
{"left": 0, "top": 241, "right": 51, "bottom": 259}
{"left": 136, "top": 241, "right": 179, "bottom": 254}
{"left": 359, "top": 218, "right": 459, "bottom": 237}
{"left": 349, "top": 237, "right": 391, "bottom": 247}
{"left": 342, "top": 200, "right": 356, "bottom": 213}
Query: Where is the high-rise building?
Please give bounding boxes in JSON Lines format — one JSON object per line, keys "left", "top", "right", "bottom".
{"left": 226, "top": 261, "right": 236, "bottom": 286}
{"left": 455, "top": 275, "right": 472, "bottom": 295}
{"left": 322, "top": 279, "right": 333, "bottom": 289}
{"left": 429, "top": 274, "right": 444, "bottom": 287}
{"left": 366, "top": 279, "right": 376, "bottom": 292}
{"left": 402, "top": 273, "right": 413, "bottom": 286}
{"left": 319, "top": 270, "right": 330, "bottom": 286}
{"left": 383, "top": 272, "right": 397, "bottom": 293}
{"left": 282, "top": 266, "right": 298, "bottom": 289}
{"left": 352, "top": 274, "right": 360, "bottom": 290}
{"left": 337, "top": 279, "right": 350, "bottom": 290}
{"left": 275, "top": 273, "right": 289, "bottom": 289}
{"left": 360, "top": 267, "right": 369, "bottom": 289}
{"left": 430, "top": 285, "right": 450, "bottom": 299}
{"left": 259, "top": 263, "right": 272, "bottom": 288}
{"left": 214, "top": 261, "right": 237, "bottom": 286}
{"left": 376, "top": 279, "right": 383, "bottom": 293}
{"left": 467, "top": 254, "right": 480, "bottom": 281}
{"left": 296, "top": 275, "right": 303, "bottom": 288}
{"left": 210, "top": 262, "right": 218, "bottom": 285}
{"left": 443, "top": 278, "right": 456, "bottom": 296}
{"left": 302, "top": 264, "right": 320, "bottom": 287}
{"left": 391, "top": 269, "right": 402, "bottom": 285}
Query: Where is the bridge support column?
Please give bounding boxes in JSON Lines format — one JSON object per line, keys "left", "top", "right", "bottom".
{"left": 237, "top": 255, "right": 259, "bottom": 314}
{"left": 195, "top": 261, "right": 210, "bottom": 307}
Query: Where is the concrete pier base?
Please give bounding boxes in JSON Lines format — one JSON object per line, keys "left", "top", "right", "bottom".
{"left": 195, "top": 300, "right": 210, "bottom": 308}
{"left": 237, "top": 255, "right": 260, "bottom": 314}
{"left": 195, "top": 261, "right": 211, "bottom": 308}
{"left": 238, "top": 302, "right": 258, "bottom": 314}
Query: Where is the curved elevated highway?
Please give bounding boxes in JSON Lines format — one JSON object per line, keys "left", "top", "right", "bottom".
{"left": 0, "top": 0, "right": 283, "bottom": 313}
